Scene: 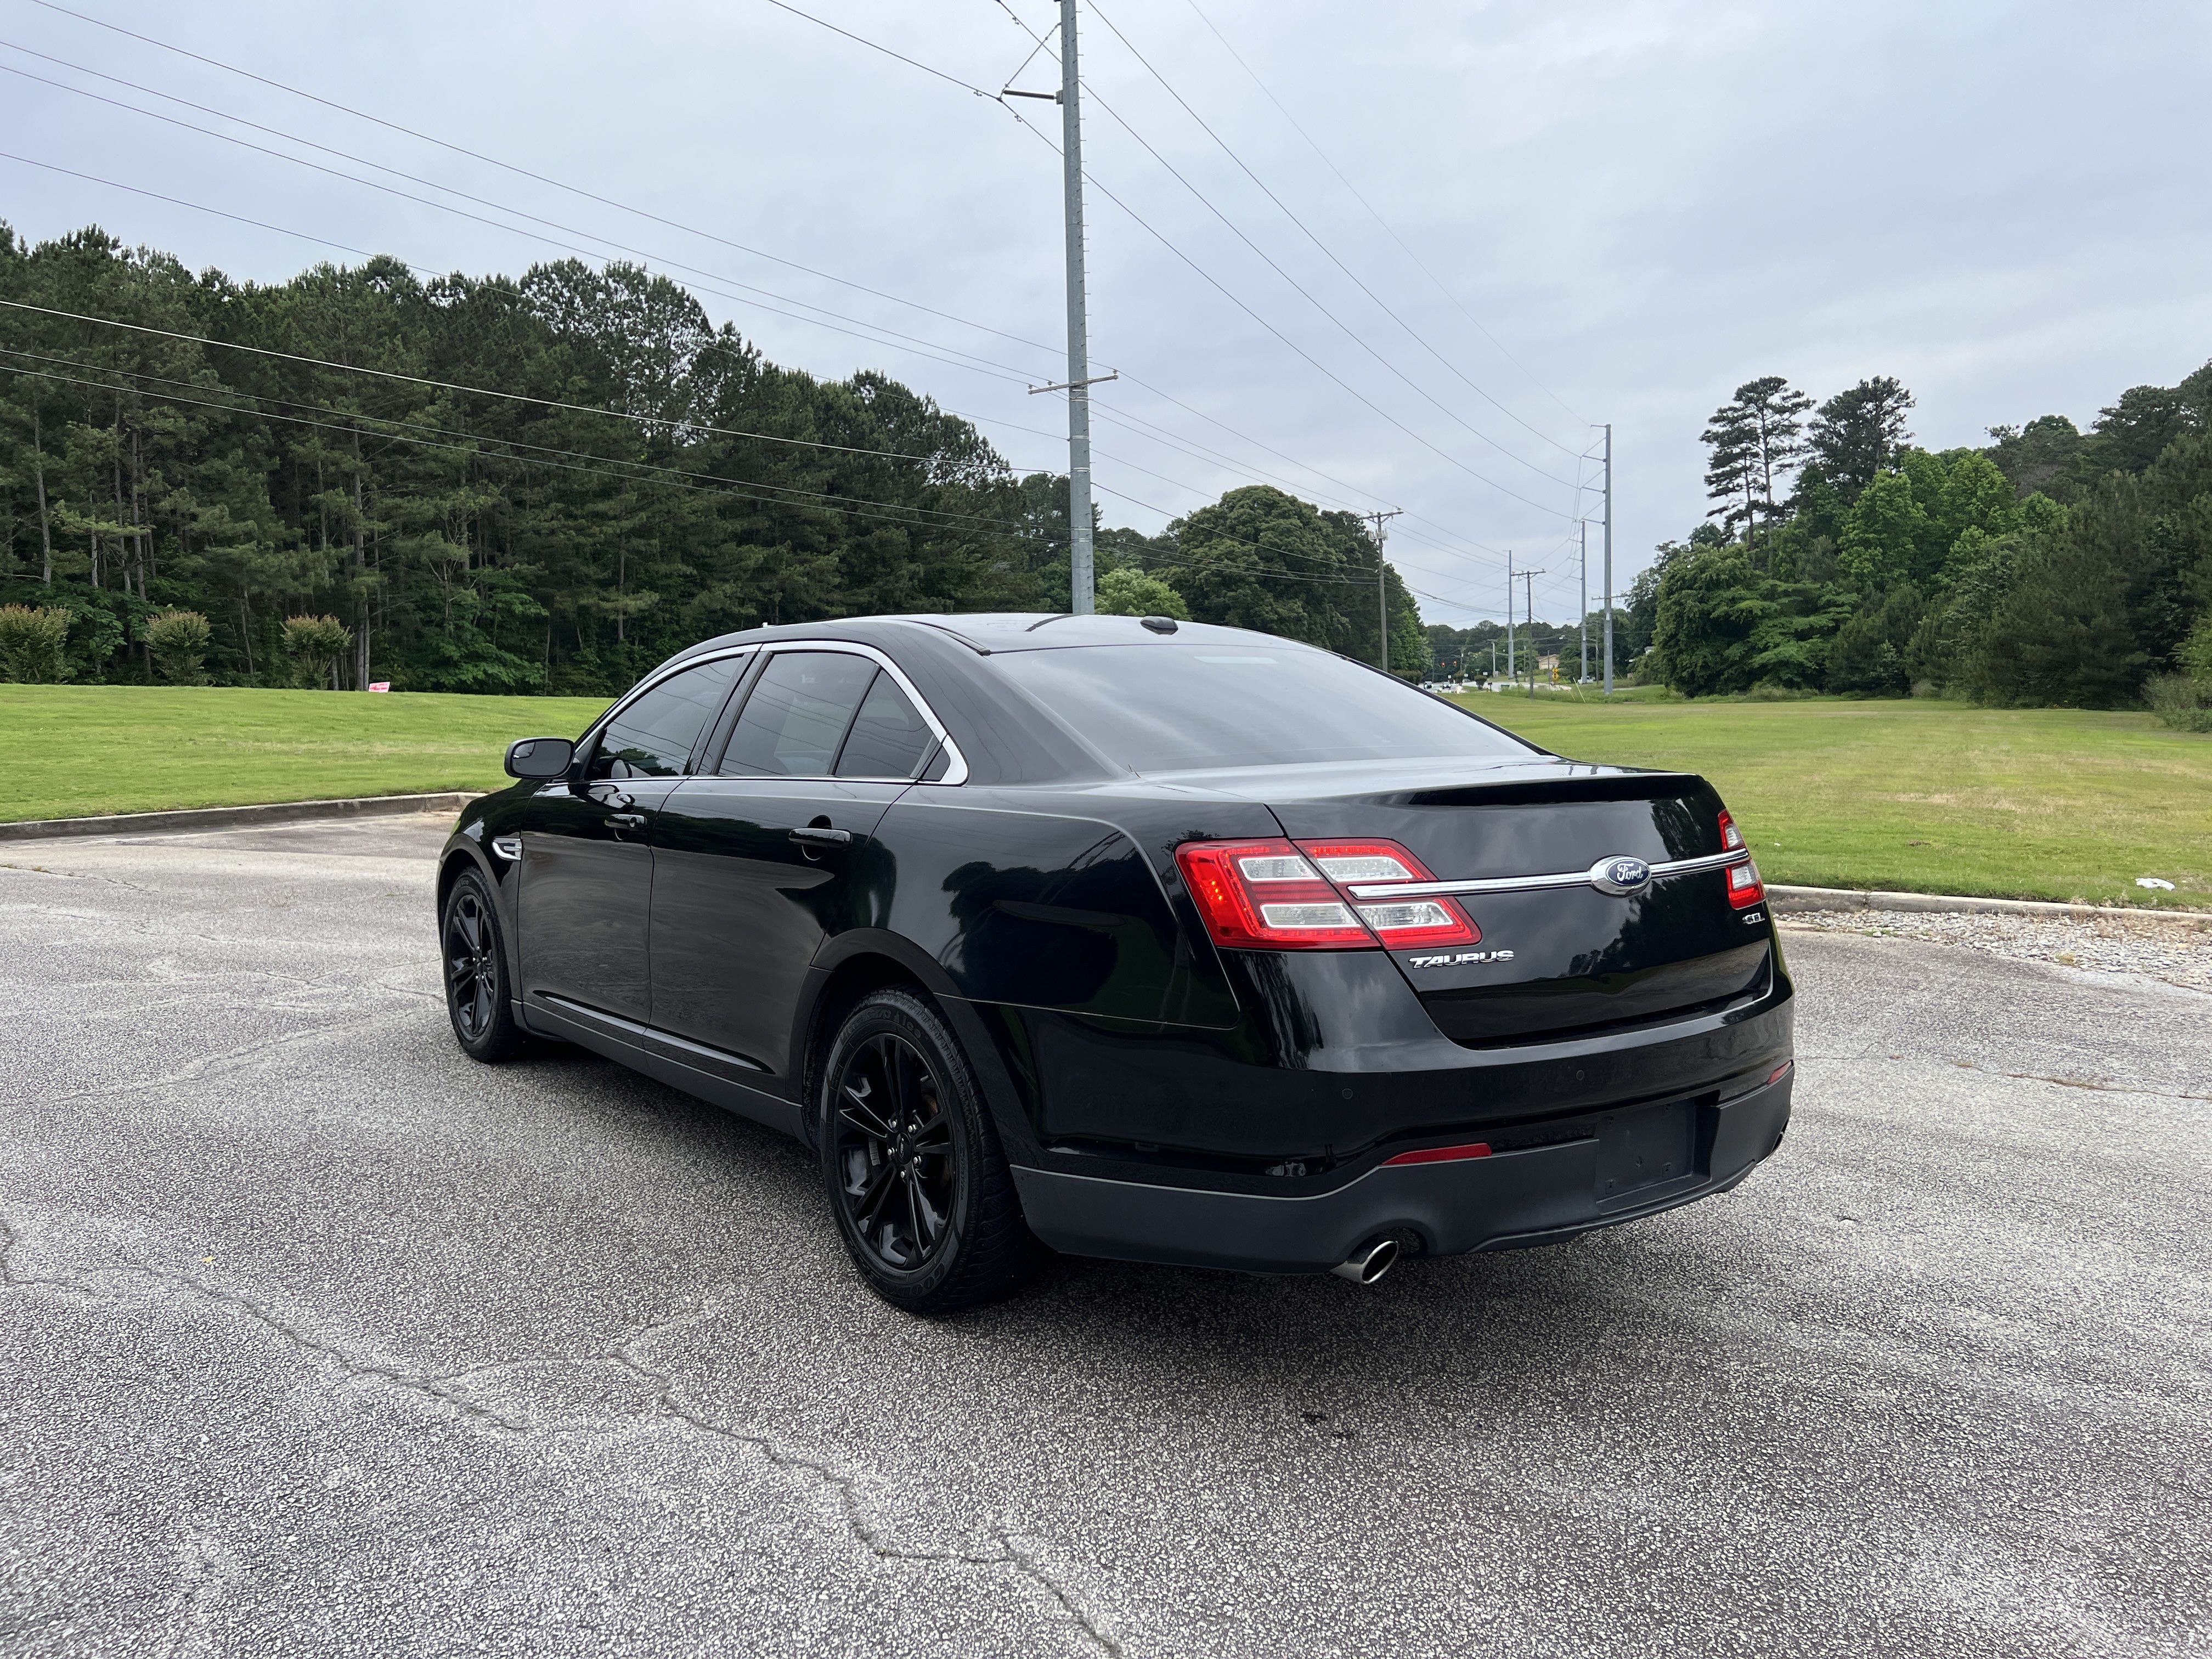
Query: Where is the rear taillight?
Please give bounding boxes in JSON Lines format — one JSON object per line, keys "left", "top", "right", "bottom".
{"left": 1174, "top": 839, "right": 1375, "bottom": 949}
{"left": 1173, "top": 838, "right": 1479, "bottom": 951}
{"left": 1718, "top": 811, "right": 1764, "bottom": 909}
{"left": 1297, "top": 840, "right": 1481, "bottom": 948}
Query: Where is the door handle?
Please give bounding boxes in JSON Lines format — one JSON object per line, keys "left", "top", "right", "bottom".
{"left": 608, "top": 812, "right": 647, "bottom": 831}
{"left": 789, "top": 826, "right": 853, "bottom": 845}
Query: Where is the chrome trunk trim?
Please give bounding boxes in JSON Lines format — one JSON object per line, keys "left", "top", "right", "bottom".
{"left": 1346, "top": 848, "right": 1749, "bottom": 901}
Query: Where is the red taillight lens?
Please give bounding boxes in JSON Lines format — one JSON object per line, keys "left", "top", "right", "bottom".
{"left": 1175, "top": 837, "right": 1480, "bottom": 951}
{"left": 1297, "top": 839, "right": 1481, "bottom": 948}
{"left": 1174, "top": 839, "right": 1376, "bottom": 950}
{"left": 1718, "top": 810, "right": 1764, "bottom": 909}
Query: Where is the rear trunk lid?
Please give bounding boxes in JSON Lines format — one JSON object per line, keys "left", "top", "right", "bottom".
{"left": 1228, "top": 759, "right": 1773, "bottom": 1045}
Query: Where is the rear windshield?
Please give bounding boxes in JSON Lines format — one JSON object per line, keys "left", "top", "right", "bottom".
{"left": 992, "top": 643, "right": 1538, "bottom": 772}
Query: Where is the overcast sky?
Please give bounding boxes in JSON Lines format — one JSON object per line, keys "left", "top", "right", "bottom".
{"left": 4, "top": 0, "right": 2208, "bottom": 627}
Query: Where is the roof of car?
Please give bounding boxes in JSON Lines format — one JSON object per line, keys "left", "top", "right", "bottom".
{"left": 676, "top": 612, "right": 1318, "bottom": 660}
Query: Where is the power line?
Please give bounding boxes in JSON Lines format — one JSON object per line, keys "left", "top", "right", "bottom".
{"left": 26, "top": 0, "right": 1542, "bottom": 596}
{"left": 979, "top": 15, "right": 1579, "bottom": 519}
{"left": 20, "top": 0, "right": 1080, "bottom": 363}
{"left": 2, "top": 43, "right": 1506, "bottom": 574}
{"left": 0, "top": 60, "right": 1054, "bottom": 389}
{"left": 1082, "top": 0, "right": 1581, "bottom": 493}
{"left": 0, "top": 297, "right": 949, "bottom": 465}
{"left": 747, "top": 0, "right": 1551, "bottom": 559}
{"left": 13, "top": 3, "right": 1519, "bottom": 603}
{"left": 1181, "top": 0, "right": 1589, "bottom": 438}
{"left": 0, "top": 148, "right": 1497, "bottom": 578}
{"left": 0, "top": 363, "right": 1038, "bottom": 539}
{"left": 0, "top": 351, "right": 1455, "bottom": 595}
{"left": 996, "top": 101, "right": 1522, "bottom": 568}
{"left": 0, "top": 347, "right": 1031, "bottom": 534}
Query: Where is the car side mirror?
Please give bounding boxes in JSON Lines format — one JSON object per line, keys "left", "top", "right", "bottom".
{"left": 505, "top": 736, "right": 575, "bottom": 780}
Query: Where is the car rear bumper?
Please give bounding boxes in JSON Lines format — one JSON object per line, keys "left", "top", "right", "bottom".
{"left": 1010, "top": 1069, "right": 1793, "bottom": 1274}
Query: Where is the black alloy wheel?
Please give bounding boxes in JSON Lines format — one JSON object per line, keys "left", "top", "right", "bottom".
{"left": 833, "top": 1032, "right": 956, "bottom": 1272}
{"left": 818, "top": 989, "right": 1031, "bottom": 1313}
{"left": 442, "top": 868, "right": 525, "bottom": 1062}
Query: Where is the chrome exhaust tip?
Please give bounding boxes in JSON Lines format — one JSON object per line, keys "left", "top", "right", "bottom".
{"left": 1331, "top": 1237, "right": 1400, "bottom": 1285}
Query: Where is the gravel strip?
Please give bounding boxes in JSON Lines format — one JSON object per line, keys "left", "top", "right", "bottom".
{"left": 1781, "top": 907, "right": 2212, "bottom": 992}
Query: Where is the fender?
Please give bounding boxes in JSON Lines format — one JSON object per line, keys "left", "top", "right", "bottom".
{"left": 795, "top": 926, "right": 1047, "bottom": 1162}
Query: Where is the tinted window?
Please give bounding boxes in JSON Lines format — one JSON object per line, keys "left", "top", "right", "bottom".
{"left": 591, "top": 655, "right": 744, "bottom": 778}
{"left": 719, "top": 651, "right": 878, "bottom": 777}
{"left": 992, "top": 644, "right": 1537, "bottom": 772}
{"left": 834, "top": 672, "right": 937, "bottom": 779}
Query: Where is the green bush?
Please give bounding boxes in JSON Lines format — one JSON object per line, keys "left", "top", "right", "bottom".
{"left": 1095, "top": 567, "right": 1189, "bottom": 620}
{"left": 281, "top": 614, "right": 353, "bottom": 690}
{"left": 0, "top": 605, "right": 74, "bottom": 684}
{"left": 145, "top": 610, "right": 213, "bottom": 685}
{"left": 2145, "top": 673, "right": 2212, "bottom": 732}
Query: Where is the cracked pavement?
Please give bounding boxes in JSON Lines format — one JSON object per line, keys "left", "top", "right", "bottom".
{"left": 2, "top": 815, "right": 2208, "bottom": 1657}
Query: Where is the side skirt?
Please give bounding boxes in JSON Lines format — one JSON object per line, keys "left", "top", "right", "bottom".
{"left": 518, "top": 993, "right": 804, "bottom": 1141}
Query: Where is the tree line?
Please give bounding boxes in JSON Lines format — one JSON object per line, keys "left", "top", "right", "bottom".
{"left": 1632, "top": 363, "right": 2212, "bottom": 723}
{"left": 0, "top": 224, "right": 1430, "bottom": 694}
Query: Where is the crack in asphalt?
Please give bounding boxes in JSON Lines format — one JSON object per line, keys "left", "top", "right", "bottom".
{"left": 594, "top": 1306, "right": 1126, "bottom": 1657}
{"left": 0, "top": 1214, "right": 540, "bottom": 1436}
{"left": 1944, "top": 1059, "right": 2212, "bottom": 1105}
{"left": 19, "top": 1008, "right": 424, "bottom": 1112}
{"left": 0, "top": 1216, "right": 1124, "bottom": 1657}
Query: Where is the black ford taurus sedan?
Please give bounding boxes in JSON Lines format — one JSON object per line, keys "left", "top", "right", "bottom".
{"left": 438, "top": 613, "right": 1793, "bottom": 1311}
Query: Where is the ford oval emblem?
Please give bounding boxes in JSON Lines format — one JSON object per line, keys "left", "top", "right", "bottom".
{"left": 1589, "top": 854, "right": 1652, "bottom": 896}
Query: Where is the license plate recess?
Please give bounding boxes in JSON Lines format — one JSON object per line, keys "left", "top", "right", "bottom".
{"left": 1594, "top": 1100, "right": 1696, "bottom": 1205}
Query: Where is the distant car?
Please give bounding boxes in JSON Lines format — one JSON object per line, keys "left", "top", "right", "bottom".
{"left": 437, "top": 614, "right": 1793, "bottom": 1312}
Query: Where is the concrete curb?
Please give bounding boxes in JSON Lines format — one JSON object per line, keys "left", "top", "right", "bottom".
{"left": 1769, "top": 883, "right": 2212, "bottom": 933}
{"left": 0, "top": 792, "right": 482, "bottom": 842}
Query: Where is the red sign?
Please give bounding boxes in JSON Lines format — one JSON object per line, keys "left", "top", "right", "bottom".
{"left": 367, "top": 681, "right": 391, "bottom": 693}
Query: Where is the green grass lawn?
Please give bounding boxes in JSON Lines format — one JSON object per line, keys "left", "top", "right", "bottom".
{"left": 4, "top": 684, "right": 2207, "bottom": 909}
{"left": 1459, "top": 691, "right": 2212, "bottom": 908}
{"left": 0, "top": 685, "right": 610, "bottom": 824}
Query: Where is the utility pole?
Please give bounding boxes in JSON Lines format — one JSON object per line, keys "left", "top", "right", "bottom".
{"left": 1515, "top": 568, "right": 1547, "bottom": 698}
{"left": 1504, "top": 551, "right": 1515, "bottom": 685}
{"left": 1578, "top": 520, "right": 1588, "bottom": 683}
{"left": 1009, "top": 3, "right": 1115, "bottom": 613}
{"left": 1364, "top": 509, "right": 1402, "bottom": 672}
{"left": 1058, "top": 0, "right": 1095, "bottom": 616}
{"left": 1602, "top": 422, "right": 1615, "bottom": 696}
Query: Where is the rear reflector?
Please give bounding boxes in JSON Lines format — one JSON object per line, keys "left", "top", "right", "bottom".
{"left": 1767, "top": 1060, "right": 1793, "bottom": 1086}
{"left": 1382, "top": 1142, "right": 1494, "bottom": 1166}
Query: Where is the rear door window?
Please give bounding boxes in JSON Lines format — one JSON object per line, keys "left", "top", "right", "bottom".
{"left": 834, "top": 672, "right": 938, "bottom": 780}
{"left": 719, "top": 651, "right": 879, "bottom": 777}
{"left": 590, "top": 655, "right": 745, "bottom": 778}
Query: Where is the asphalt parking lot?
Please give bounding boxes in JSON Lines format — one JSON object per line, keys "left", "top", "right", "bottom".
{"left": 3, "top": 815, "right": 2207, "bottom": 1657}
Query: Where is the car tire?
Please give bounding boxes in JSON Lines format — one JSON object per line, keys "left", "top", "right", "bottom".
{"left": 818, "top": 988, "right": 1032, "bottom": 1314}
{"left": 441, "top": 867, "right": 527, "bottom": 1063}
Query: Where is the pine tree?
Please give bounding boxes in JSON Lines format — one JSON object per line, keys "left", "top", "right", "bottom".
{"left": 1809, "top": 377, "right": 1916, "bottom": 498}
{"left": 1701, "top": 376, "right": 1813, "bottom": 551}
